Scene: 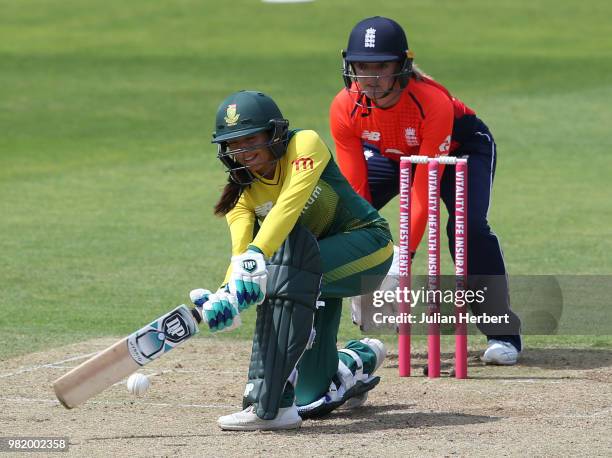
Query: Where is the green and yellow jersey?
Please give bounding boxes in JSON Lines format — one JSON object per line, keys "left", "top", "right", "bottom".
{"left": 222, "top": 129, "right": 391, "bottom": 284}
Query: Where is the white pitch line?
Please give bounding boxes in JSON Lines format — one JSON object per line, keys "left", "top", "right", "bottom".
{"left": 1, "top": 397, "right": 59, "bottom": 404}
{"left": 41, "top": 364, "right": 82, "bottom": 369}
{"left": 109, "top": 368, "right": 243, "bottom": 387}
{"left": 22, "top": 365, "right": 243, "bottom": 375}
{"left": 0, "top": 397, "right": 234, "bottom": 409}
{"left": 0, "top": 352, "right": 100, "bottom": 379}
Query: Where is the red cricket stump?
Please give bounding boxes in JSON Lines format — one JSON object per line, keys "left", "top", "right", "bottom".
{"left": 398, "top": 158, "right": 412, "bottom": 377}
{"left": 427, "top": 159, "right": 441, "bottom": 378}
{"left": 454, "top": 158, "right": 469, "bottom": 379}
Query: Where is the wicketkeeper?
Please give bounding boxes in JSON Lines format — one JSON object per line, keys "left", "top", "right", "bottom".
{"left": 331, "top": 17, "right": 523, "bottom": 364}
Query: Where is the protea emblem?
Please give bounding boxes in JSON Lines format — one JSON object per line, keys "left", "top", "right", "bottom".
{"left": 224, "top": 104, "right": 240, "bottom": 126}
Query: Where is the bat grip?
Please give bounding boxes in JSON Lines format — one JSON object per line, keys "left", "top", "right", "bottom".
{"left": 191, "top": 307, "right": 203, "bottom": 324}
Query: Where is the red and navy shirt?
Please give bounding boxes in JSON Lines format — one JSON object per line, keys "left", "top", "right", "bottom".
{"left": 330, "top": 76, "right": 475, "bottom": 252}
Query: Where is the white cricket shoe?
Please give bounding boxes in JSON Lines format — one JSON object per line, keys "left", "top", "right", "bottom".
{"left": 217, "top": 404, "right": 302, "bottom": 431}
{"left": 481, "top": 339, "right": 520, "bottom": 365}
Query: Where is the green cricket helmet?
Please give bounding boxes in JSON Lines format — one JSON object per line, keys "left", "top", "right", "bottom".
{"left": 212, "top": 90, "right": 289, "bottom": 185}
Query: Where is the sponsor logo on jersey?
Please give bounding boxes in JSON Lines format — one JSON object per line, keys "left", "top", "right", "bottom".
{"left": 224, "top": 104, "right": 240, "bottom": 126}
{"left": 301, "top": 185, "right": 322, "bottom": 214}
{"left": 405, "top": 127, "right": 419, "bottom": 146}
{"left": 364, "top": 27, "right": 376, "bottom": 48}
{"left": 362, "top": 130, "right": 381, "bottom": 141}
{"left": 364, "top": 149, "right": 374, "bottom": 160}
{"left": 439, "top": 135, "right": 451, "bottom": 153}
{"left": 292, "top": 157, "right": 314, "bottom": 171}
{"left": 255, "top": 201, "right": 273, "bottom": 218}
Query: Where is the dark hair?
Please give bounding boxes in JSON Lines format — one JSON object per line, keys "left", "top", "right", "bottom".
{"left": 214, "top": 178, "right": 244, "bottom": 216}
{"left": 411, "top": 64, "right": 427, "bottom": 81}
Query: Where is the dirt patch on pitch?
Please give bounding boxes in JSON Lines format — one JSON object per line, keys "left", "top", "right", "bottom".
{"left": 1, "top": 338, "right": 610, "bottom": 456}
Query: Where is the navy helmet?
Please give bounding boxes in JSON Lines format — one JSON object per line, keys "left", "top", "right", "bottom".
{"left": 342, "top": 17, "right": 414, "bottom": 92}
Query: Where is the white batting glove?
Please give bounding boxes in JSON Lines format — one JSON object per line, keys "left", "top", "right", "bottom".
{"left": 189, "top": 288, "right": 213, "bottom": 307}
{"left": 229, "top": 250, "right": 267, "bottom": 310}
{"left": 189, "top": 287, "right": 241, "bottom": 332}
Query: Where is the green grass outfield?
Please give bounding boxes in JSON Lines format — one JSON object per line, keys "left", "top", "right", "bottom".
{"left": 1, "top": 0, "right": 611, "bottom": 359}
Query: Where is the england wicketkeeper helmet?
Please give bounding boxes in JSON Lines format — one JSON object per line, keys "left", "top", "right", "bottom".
{"left": 212, "top": 90, "right": 289, "bottom": 185}
{"left": 342, "top": 16, "right": 415, "bottom": 93}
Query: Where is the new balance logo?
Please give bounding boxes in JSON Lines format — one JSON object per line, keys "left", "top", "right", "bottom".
{"left": 362, "top": 130, "right": 381, "bottom": 141}
{"left": 364, "top": 27, "right": 376, "bottom": 48}
{"left": 291, "top": 157, "right": 314, "bottom": 171}
{"left": 439, "top": 135, "right": 451, "bottom": 153}
{"left": 255, "top": 201, "right": 273, "bottom": 218}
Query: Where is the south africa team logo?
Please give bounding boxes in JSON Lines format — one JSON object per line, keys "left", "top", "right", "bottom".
{"left": 224, "top": 104, "right": 240, "bottom": 126}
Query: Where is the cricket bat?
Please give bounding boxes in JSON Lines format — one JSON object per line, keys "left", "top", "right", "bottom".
{"left": 53, "top": 304, "right": 238, "bottom": 409}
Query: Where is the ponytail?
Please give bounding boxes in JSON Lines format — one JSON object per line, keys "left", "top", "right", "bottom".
{"left": 411, "top": 64, "right": 427, "bottom": 81}
{"left": 214, "top": 179, "right": 244, "bottom": 216}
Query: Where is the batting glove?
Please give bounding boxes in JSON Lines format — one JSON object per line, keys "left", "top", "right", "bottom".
{"left": 229, "top": 249, "right": 267, "bottom": 310}
{"left": 189, "top": 287, "right": 241, "bottom": 332}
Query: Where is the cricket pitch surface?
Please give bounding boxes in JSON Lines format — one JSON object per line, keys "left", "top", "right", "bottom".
{"left": 1, "top": 338, "right": 610, "bottom": 456}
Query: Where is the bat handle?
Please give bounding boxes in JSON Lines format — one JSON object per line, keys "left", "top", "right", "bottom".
{"left": 191, "top": 307, "right": 203, "bottom": 323}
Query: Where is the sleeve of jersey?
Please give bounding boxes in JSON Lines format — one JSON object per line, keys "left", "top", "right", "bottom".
{"left": 221, "top": 196, "right": 256, "bottom": 286}
{"left": 251, "top": 130, "right": 329, "bottom": 257}
{"left": 329, "top": 97, "right": 372, "bottom": 202}
{"left": 410, "top": 93, "right": 454, "bottom": 252}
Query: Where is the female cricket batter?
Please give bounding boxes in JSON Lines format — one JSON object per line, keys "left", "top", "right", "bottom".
{"left": 330, "top": 17, "right": 522, "bottom": 363}
{"left": 200, "top": 90, "right": 393, "bottom": 430}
